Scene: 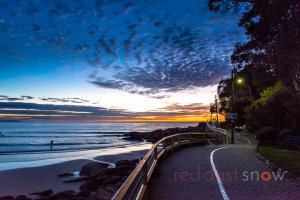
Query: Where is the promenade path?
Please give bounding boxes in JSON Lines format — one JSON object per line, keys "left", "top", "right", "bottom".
{"left": 147, "top": 134, "right": 300, "bottom": 200}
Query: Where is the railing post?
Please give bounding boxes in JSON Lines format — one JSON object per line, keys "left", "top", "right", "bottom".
{"left": 142, "top": 160, "right": 148, "bottom": 185}
{"left": 171, "top": 137, "right": 174, "bottom": 150}
{"left": 189, "top": 133, "right": 191, "bottom": 143}
{"left": 154, "top": 146, "right": 158, "bottom": 160}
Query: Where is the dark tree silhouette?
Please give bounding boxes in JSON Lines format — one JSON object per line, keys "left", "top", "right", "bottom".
{"left": 209, "top": 0, "right": 300, "bottom": 130}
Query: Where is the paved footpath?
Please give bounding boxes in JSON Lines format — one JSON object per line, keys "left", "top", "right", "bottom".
{"left": 147, "top": 134, "right": 300, "bottom": 200}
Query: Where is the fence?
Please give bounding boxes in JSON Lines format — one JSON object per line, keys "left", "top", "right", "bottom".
{"left": 205, "top": 122, "right": 229, "bottom": 144}
{"left": 112, "top": 131, "right": 225, "bottom": 200}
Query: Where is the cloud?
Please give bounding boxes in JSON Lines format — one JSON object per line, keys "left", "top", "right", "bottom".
{"left": 39, "top": 97, "right": 91, "bottom": 104}
{"left": 0, "top": 95, "right": 97, "bottom": 104}
{"left": 162, "top": 103, "right": 210, "bottom": 112}
{"left": 0, "top": 0, "right": 245, "bottom": 99}
{"left": 0, "top": 95, "right": 33, "bottom": 101}
{"left": 0, "top": 101, "right": 209, "bottom": 122}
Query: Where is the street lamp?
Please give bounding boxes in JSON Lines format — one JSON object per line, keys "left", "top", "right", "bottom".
{"left": 231, "top": 69, "right": 235, "bottom": 144}
{"left": 231, "top": 70, "right": 243, "bottom": 144}
{"left": 237, "top": 78, "right": 243, "bottom": 84}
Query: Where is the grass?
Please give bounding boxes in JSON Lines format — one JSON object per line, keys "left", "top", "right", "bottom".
{"left": 257, "top": 145, "right": 300, "bottom": 176}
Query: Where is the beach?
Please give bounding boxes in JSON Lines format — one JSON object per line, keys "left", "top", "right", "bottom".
{"left": 0, "top": 148, "right": 149, "bottom": 197}
{"left": 0, "top": 122, "right": 198, "bottom": 199}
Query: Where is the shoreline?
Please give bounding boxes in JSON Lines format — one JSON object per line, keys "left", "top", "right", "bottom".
{"left": 0, "top": 142, "right": 151, "bottom": 172}
{"left": 0, "top": 123, "right": 204, "bottom": 199}
{"left": 0, "top": 149, "right": 149, "bottom": 197}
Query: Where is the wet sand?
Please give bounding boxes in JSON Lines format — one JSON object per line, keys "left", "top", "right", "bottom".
{"left": 0, "top": 149, "right": 149, "bottom": 197}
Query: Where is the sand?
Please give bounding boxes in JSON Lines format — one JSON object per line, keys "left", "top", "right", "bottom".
{"left": 0, "top": 149, "right": 149, "bottom": 197}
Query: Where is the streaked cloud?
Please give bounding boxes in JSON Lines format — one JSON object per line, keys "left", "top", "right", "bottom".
{"left": 0, "top": 101, "right": 212, "bottom": 122}
{"left": 0, "top": 95, "right": 98, "bottom": 104}
{"left": 0, "top": 0, "right": 245, "bottom": 99}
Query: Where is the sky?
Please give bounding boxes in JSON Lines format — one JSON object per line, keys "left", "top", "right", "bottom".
{"left": 0, "top": 0, "right": 245, "bottom": 122}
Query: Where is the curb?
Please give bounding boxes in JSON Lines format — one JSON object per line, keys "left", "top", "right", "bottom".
{"left": 256, "top": 153, "right": 299, "bottom": 184}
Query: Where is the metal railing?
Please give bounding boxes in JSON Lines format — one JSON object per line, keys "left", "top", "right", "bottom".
{"left": 112, "top": 132, "right": 225, "bottom": 200}
{"left": 206, "top": 122, "right": 229, "bottom": 144}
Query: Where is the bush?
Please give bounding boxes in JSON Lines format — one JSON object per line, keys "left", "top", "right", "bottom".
{"left": 256, "top": 127, "right": 280, "bottom": 143}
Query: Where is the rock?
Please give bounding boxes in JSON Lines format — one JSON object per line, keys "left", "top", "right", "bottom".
{"left": 102, "top": 175, "right": 123, "bottom": 185}
{"left": 57, "top": 172, "right": 73, "bottom": 177}
{"left": 115, "top": 176, "right": 129, "bottom": 188}
{"left": 89, "top": 166, "right": 105, "bottom": 177}
{"left": 15, "top": 195, "right": 28, "bottom": 200}
{"left": 0, "top": 196, "right": 14, "bottom": 200}
{"left": 80, "top": 162, "right": 109, "bottom": 177}
{"left": 115, "top": 160, "right": 130, "bottom": 167}
{"left": 30, "top": 189, "right": 53, "bottom": 196}
{"left": 104, "top": 186, "right": 119, "bottom": 193}
{"left": 48, "top": 190, "right": 76, "bottom": 200}
{"left": 130, "top": 158, "right": 140, "bottom": 163}
{"left": 79, "top": 178, "right": 102, "bottom": 191}
{"left": 94, "top": 188, "right": 114, "bottom": 200}
{"left": 63, "top": 177, "right": 91, "bottom": 183}
{"left": 77, "top": 190, "right": 91, "bottom": 198}
{"left": 102, "top": 168, "right": 119, "bottom": 176}
{"left": 103, "top": 165, "right": 135, "bottom": 176}
{"left": 119, "top": 169, "right": 133, "bottom": 176}
{"left": 123, "top": 132, "right": 143, "bottom": 141}
{"left": 116, "top": 165, "right": 135, "bottom": 172}
{"left": 115, "top": 160, "right": 136, "bottom": 168}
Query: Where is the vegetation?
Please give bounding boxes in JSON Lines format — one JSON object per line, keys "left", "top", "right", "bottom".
{"left": 208, "top": 0, "right": 300, "bottom": 132}
{"left": 255, "top": 127, "right": 279, "bottom": 144}
{"left": 257, "top": 145, "right": 300, "bottom": 176}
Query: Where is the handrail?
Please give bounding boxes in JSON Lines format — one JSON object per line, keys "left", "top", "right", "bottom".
{"left": 112, "top": 132, "right": 224, "bottom": 200}
{"left": 206, "top": 122, "right": 227, "bottom": 134}
{"left": 206, "top": 123, "right": 229, "bottom": 144}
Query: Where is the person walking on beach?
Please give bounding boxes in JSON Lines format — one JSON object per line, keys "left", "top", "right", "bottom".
{"left": 50, "top": 140, "right": 53, "bottom": 149}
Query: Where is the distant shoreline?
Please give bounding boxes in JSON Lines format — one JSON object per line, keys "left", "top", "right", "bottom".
{"left": 0, "top": 121, "right": 203, "bottom": 123}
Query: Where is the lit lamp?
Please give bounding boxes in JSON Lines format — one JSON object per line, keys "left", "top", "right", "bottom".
{"left": 237, "top": 78, "right": 243, "bottom": 84}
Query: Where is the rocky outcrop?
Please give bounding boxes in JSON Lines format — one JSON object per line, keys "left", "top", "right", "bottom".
{"left": 0, "top": 197, "right": 14, "bottom": 200}
{"left": 77, "top": 190, "right": 91, "bottom": 198}
{"left": 123, "top": 122, "right": 206, "bottom": 143}
{"left": 15, "top": 195, "right": 29, "bottom": 200}
{"left": 80, "top": 162, "right": 110, "bottom": 177}
{"left": 47, "top": 190, "right": 77, "bottom": 200}
{"left": 57, "top": 172, "right": 73, "bottom": 177}
{"left": 30, "top": 189, "right": 53, "bottom": 196}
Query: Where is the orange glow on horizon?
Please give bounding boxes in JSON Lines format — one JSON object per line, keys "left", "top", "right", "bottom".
{"left": 51, "top": 115, "right": 226, "bottom": 123}
{"left": 0, "top": 113, "right": 225, "bottom": 123}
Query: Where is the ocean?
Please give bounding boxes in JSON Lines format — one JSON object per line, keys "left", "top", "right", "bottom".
{"left": 0, "top": 122, "right": 197, "bottom": 171}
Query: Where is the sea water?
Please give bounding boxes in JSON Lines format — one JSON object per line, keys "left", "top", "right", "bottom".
{"left": 0, "top": 122, "right": 196, "bottom": 170}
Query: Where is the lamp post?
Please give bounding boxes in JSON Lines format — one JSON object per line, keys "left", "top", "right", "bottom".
{"left": 231, "top": 68, "right": 243, "bottom": 144}
{"left": 215, "top": 95, "right": 219, "bottom": 127}
{"left": 231, "top": 69, "right": 235, "bottom": 144}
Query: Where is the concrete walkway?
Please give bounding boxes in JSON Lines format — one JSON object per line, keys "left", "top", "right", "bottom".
{"left": 147, "top": 135, "right": 300, "bottom": 200}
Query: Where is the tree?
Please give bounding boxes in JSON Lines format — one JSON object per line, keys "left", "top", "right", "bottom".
{"left": 209, "top": 0, "right": 300, "bottom": 96}
{"left": 209, "top": 0, "right": 300, "bottom": 130}
{"left": 217, "top": 66, "right": 275, "bottom": 125}
{"left": 244, "top": 81, "right": 300, "bottom": 130}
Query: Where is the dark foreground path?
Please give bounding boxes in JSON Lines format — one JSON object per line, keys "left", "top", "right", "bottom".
{"left": 147, "top": 135, "right": 300, "bottom": 200}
